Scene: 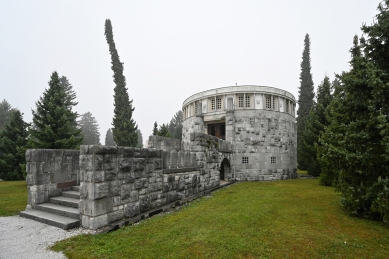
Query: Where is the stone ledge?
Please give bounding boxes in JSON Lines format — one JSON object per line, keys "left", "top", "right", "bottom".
{"left": 162, "top": 167, "right": 200, "bottom": 174}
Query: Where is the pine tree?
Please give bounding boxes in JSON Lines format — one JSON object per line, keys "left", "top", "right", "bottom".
{"left": 168, "top": 110, "right": 183, "bottom": 140}
{"left": 136, "top": 129, "right": 143, "bottom": 148}
{"left": 0, "top": 110, "right": 29, "bottom": 180}
{"left": 105, "top": 128, "right": 116, "bottom": 146}
{"left": 29, "top": 71, "right": 83, "bottom": 149}
{"left": 157, "top": 123, "right": 172, "bottom": 138}
{"left": 59, "top": 76, "right": 78, "bottom": 108}
{"left": 153, "top": 121, "right": 158, "bottom": 136}
{"left": 0, "top": 99, "right": 15, "bottom": 131}
{"left": 79, "top": 112, "right": 101, "bottom": 145}
{"left": 297, "top": 34, "right": 315, "bottom": 170}
{"left": 105, "top": 19, "right": 138, "bottom": 147}
{"left": 300, "top": 76, "right": 332, "bottom": 177}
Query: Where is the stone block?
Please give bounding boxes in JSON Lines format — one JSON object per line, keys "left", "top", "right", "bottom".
{"left": 80, "top": 197, "right": 113, "bottom": 216}
{"left": 103, "top": 154, "right": 117, "bottom": 171}
{"left": 105, "top": 171, "right": 117, "bottom": 181}
{"left": 124, "top": 202, "right": 140, "bottom": 217}
{"left": 133, "top": 158, "right": 146, "bottom": 172}
{"left": 178, "top": 176, "right": 185, "bottom": 191}
{"left": 109, "top": 180, "right": 121, "bottom": 196}
{"left": 121, "top": 183, "right": 134, "bottom": 200}
{"left": 88, "top": 145, "right": 118, "bottom": 155}
{"left": 93, "top": 155, "right": 103, "bottom": 170}
{"left": 167, "top": 191, "right": 178, "bottom": 203}
{"left": 108, "top": 209, "right": 124, "bottom": 224}
{"left": 82, "top": 214, "right": 108, "bottom": 230}
{"left": 139, "top": 195, "right": 150, "bottom": 212}
{"left": 118, "top": 158, "right": 132, "bottom": 172}
{"left": 135, "top": 178, "right": 148, "bottom": 189}
{"left": 94, "top": 182, "right": 109, "bottom": 199}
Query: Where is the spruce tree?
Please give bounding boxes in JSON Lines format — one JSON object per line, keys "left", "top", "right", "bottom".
{"left": 105, "top": 128, "right": 116, "bottom": 146}
{"left": 59, "top": 76, "right": 78, "bottom": 108}
{"left": 79, "top": 112, "right": 101, "bottom": 145}
{"left": 297, "top": 34, "right": 315, "bottom": 170}
{"left": 157, "top": 123, "right": 172, "bottom": 138}
{"left": 0, "top": 99, "right": 15, "bottom": 131}
{"left": 0, "top": 110, "right": 29, "bottom": 180}
{"left": 300, "top": 76, "right": 332, "bottom": 177}
{"left": 168, "top": 110, "right": 183, "bottom": 140}
{"left": 29, "top": 71, "right": 83, "bottom": 149}
{"left": 105, "top": 19, "right": 138, "bottom": 146}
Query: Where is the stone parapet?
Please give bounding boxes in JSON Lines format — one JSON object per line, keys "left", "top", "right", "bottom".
{"left": 25, "top": 149, "right": 80, "bottom": 208}
{"left": 148, "top": 136, "right": 181, "bottom": 151}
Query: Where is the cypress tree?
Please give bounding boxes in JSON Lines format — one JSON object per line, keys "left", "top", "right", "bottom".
{"left": 300, "top": 76, "right": 332, "bottom": 177}
{"left": 0, "top": 110, "right": 29, "bottom": 180}
{"left": 297, "top": 34, "right": 315, "bottom": 170}
{"left": 153, "top": 122, "right": 158, "bottom": 136}
{"left": 79, "top": 112, "right": 101, "bottom": 145}
{"left": 105, "top": 128, "right": 116, "bottom": 146}
{"left": 29, "top": 71, "right": 83, "bottom": 149}
{"left": 105, "top": 19, "right": 138, "bottom": 147}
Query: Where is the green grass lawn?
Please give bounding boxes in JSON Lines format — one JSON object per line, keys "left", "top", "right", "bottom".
{"left": 0, "top": 180, "right": 27, "bottom": 216}
{"left": 52, "top": 179, "right": 389, "bottom": 259}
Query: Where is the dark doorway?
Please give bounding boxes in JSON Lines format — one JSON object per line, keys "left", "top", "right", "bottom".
{"left": 220, "top": 158, "right": 231, "bottom": 181}
{"left": 208, "top": 123, "right": 225, "bottom": 140}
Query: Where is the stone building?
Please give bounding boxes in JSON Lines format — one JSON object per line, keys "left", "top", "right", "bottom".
{"left": 181, "top": 85, "right": 297, "bottom": 181}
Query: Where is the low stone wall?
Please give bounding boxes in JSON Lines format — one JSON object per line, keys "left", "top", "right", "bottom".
{"left": 148, "top": 135, "right": 181, "bottom": 151}
{"left": 79, "top": 145, "right": 220, "bottom": 230}
{"left": 25, "top": 149, "right": 80, "bottom": 208}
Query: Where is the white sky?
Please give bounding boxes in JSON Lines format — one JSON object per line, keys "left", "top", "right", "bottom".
{"left": 0, "top": 0, "right": 380, "bottom": 145}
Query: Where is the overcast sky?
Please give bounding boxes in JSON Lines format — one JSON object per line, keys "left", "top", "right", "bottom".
{"left": 0, "top": 1, "right": 380, "bottom": 145}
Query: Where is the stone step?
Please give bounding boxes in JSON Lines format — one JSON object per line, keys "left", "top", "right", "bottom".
{"left": 50, "top": 196, "right": 79, "bottom": 208}
{"left": 36, "top": 203, "right": 80, "bottom": 219}
{"left": 19, "top": 209, "right": 80, "bottom": 230}
{"left": 72, "top": 185, "right": 80, "bottom": 192}
{"left": 62, "top": 190, "right": 80, "bottom": 199}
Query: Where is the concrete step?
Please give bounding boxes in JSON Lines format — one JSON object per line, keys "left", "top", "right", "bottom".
{"left": 36, "top": 203, "right": 80, "bottom": 219}
{"left": 19, "top": 209, "right": 80, "bottom": 230}
{"left": 62, "top": 190, "right": 80, "bottom": 199}
{"left": 50, "top": 196, "right": 79, "bottom": 208}
{"left": 72, "top": 185, "right": 80, "bottom": 192}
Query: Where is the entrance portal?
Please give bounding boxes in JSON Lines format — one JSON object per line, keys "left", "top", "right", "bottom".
{"left": 220, "top": 158, "right": 231, "bottom": 182}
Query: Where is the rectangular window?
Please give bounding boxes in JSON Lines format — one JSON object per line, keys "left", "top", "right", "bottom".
{"left": 286, "top": 100, "right": 289, "bottom": 113}
{"left": 194, "top": 102, "right": 198, "bottom": 115}
{"left": 245, "top": 96, "right": 250, "bottom": 108}
{"left": 272, "top": 97, "right": 276, "bottom": 110}
{"left": 242, "top": 157, "right": 249, "bottom": 164}
{"left": 265, "top": 96, "right": 271, "bottom": 109}
{"left": 211, "top": 99, "right": 215, "bottom": 110}
{"left": 216, "top": 98, "right": 221, "bottom": 110}
{"left": 271, "top": 157, "right": 276, "bottom": 164}
{"left": 238, "top": 96, "right": 244, "bottom": 108}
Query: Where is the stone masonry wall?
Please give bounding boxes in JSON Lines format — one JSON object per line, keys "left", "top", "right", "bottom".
{"left": 148, "top": 135, "right": 181, "bottom": 151}
{"left": 25, "top": 149, "right": 80, "bottom": 208}
{"left": 79, "top": 145, "right": 227, "bottom": 230}
{"left": 228, "top": 110, "right": 297, "bottom": 180}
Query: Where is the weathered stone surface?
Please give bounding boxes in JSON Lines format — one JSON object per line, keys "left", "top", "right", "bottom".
{"left": 139, "top": 195, "right": 150, "bottom": 212}
{"left": 121, "top": 184, "right": 134, "bottom": 200}
{"left": 125, "top": 202, "right": 140, "bottom": 217}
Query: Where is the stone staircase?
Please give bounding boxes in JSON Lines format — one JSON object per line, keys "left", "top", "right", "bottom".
{"left": 20, "top": 186, "right": 80, "bottom": 230}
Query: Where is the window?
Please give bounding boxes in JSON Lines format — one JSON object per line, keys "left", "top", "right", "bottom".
{"left": 271, "top": 157, "right": 276, "bottom": 164}
{"left": 211, "top": 99, "right": 215, "bottom": 110}
{"left": 285, "top": 100, "right": 288, "bottom": 113}
{"left": 265, "top": 96, "right": 271, "bottom": 109}
{"left": 238, "top": 96, "right": 244, "bottom": 108}
{"left": 242, "top": 157, "right": 249, "bottom": 164}
{"left": 194, "top": 102, "right": 198, "bottom": 115}
{"left": 245, "top": 96, "right": 250, "bottom": 108}
{"left": 216, "top": 98, "right": 221, "bottom": 110}
{"left": 272, "top": 97, "right": 276, "bottom": 110}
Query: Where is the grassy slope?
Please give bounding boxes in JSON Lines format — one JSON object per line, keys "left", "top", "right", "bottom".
{"left": 0, "top": 180, "right": 27, "bottom": 216}
{"left": 52, "top": 179, "right": 389, "bottom": 259}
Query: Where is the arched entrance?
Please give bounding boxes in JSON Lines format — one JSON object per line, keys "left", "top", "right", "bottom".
{"left": 219, "top": 158, "right": 231, "bottom": 182}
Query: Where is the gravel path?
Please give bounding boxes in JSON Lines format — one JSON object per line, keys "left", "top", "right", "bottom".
{"left": 0, "top": 215, "right": 93, "bottom": 259}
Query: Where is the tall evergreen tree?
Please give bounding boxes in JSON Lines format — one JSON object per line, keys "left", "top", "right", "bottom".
{"left": 157, "top": 123, "right": 172, "bottom": 138}
{"left": 105, "top": 19, "right": 138, "bottom": 147}
{"left": 299, "top": 76, "right": 332, "bottom": 177}
{"left": 153, "top": 121, "right": 158, "bottom": 136}
{"left": 59, "top": 76, "right": 78, "bottom": 108}
{"left": 0, "top": 110, "right": 29, "bottom": 180}
{"left": 297, "top": 34, "right": 315, "bottom": 170}
{"left": 136, "top": 129, "right": 143, "bottom": 148}
{"left": 79, "top": 112, "right": 101, "bottom": 145}
{"left": 29, "top": 71, "right": 83, "bottom": 149}
{"left": 105, "top": 128, "right": 116, "bottom": 146}
{"left": 0, "top": 99, "right": 15, "bottom": 131}
{"left": 168, "top": 110, "right": 183, "bottom": 140}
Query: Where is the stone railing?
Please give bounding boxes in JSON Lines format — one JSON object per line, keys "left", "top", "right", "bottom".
{"left": 25, "top": 149, "right": 80, "bottom": 208}
{"left": 79, "top": 145, "right": 220, "bottom": 230}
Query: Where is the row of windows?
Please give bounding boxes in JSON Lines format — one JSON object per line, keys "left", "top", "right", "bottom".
{"left": 241, "top": 157, "right": 277, "bottom": 164}
{"left": 211, "top": 98, "right": 222, "bottom": 110}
